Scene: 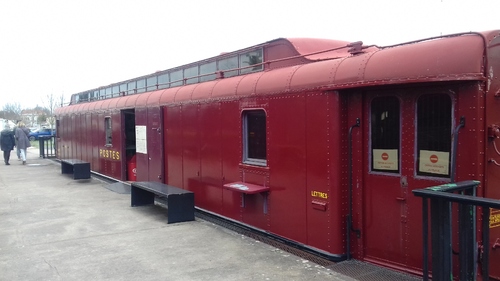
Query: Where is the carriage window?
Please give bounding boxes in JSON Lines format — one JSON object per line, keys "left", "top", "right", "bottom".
{"left": 200, "top": 61, "right": 216, "bottom": 82}
{"left": 158, "top": 73, "right": 169, "bottom": 90}
{"left": 417, "top": 94, "right": 452, "bottom": 177}
{"left": 170, "top": 70, "right": 183, "bottom": 87}
{"left": 119, "top": 83, "right": 127, "bottom": 95}
{"left": 112, "top": 85, "right": 119, "bottom": 97}
{"left": 136, "top": 79, "right": 146, "bottom": 94}
{"left": 243, "top": 110, "right": 267, "bottom": 166}
{"left": 146, "top": 76, "right": 157, "bottom": 91}
{"left": 105, "top": 117, "right": 112, "bottom": 146}
{"left": 127, "top": 81, "right": 136, "bottom": 95}
{"left": 371, "top": 96, "right": 400, "bottom": 173}
{"left": 92, "top": 90, "right": 99, "bottom": 101}
{"left": 240, "top": 49, "right": 263, "bottom": 74}
{"left": 184, "top": 66, "right": 199, "bottom": 85}
{"left": 99, "top": 89, "right": 106, "bottom": 100}
{"left": 218, "top": 56, "right": 238, "bottom": 78}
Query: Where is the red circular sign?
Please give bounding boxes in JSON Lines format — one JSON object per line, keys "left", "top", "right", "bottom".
{"left": 430, "top": 155, "right": 438, "bottom": 163}
{"left": 381, "top": 152, "right": 389, "bottom": 160}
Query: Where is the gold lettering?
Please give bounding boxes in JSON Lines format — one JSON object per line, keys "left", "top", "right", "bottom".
{"left": 98, "top": 149, "right": 121, "bottom": 160}
{"left": 491, "top": 214, "right": 500, "bottom": 228}
{"left": 311, "top": 190, "right": 328, "bottom": 199}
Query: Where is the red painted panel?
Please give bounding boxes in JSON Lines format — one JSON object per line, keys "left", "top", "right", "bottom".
{"left": 199, "top": 103, "right": 222, "bottom": 212}
{"left": 220, "top": 101, "right": 241, "bottom": 220}
{"left": 305, "top": 92, "right": 344, "bottom": 255}
{"left": 97, "top": 113, "right": 107, "bottom": 175}
{"left": 109, "top": 111, "right": 123, "bottom": 179}
{"left": 268, "top": 94, "right": 307, "bottom": 243}
{"left": 85, "top": 114, "right": 92, "bottom": 164}
{"left": 76, "top": 114, "right": 83, "bottom": 160}
{"left": 165, "top": 106, "right": 183, "bottom": 188}
{"left": 91, "top": 112, "right": 100, "bottom": 172}
{"left": 70, "top": 115, "right": 76, "bottom": 158}
{"left": 57, "top": 116, "right": 66, "bottom": 159}
{"left": 182, "top": 104, "right": 201, "bottom": 198}
{"left": 147, "top": 107, "right": 163, "bottom": 182}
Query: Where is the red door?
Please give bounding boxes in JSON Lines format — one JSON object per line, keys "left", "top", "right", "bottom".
{"left": 362, "top": 94, "right": 409, "bottom": 267}
{"left": 353, "top": 90, "right": 455, "bottom": 272}
{"left": 147, "top": 107, "right": 163, "bottom": 182}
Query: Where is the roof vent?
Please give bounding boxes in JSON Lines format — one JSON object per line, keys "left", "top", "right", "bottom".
{"left": 347, "top": 41, "right": 364, "bottom": 55}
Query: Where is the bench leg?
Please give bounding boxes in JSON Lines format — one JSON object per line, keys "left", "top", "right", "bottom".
{"left": 131, "top": 186, "right": 155, "bottom": 207}
{"left": 61, "top": 162, "right": 72, "bottom": 174}
{"left": 167, "top": 193, "right": 195, "bottom": 224}
{"left": 73, "top": 163, "right": 91, "bottom": 179}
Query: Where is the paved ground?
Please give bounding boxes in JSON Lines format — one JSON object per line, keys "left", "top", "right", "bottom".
{"left": 0, "top": 148, "right": 357, "bottom": 281}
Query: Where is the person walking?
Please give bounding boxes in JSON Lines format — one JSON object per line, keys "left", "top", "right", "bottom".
{"left": 13, "top": 120, "right": 22, "bottom": 160}
{"left": 0, "top": 124, "right": 16, "bottom": 165}
{"left": 14, "top": 121, "right": 31, "bottom": 165}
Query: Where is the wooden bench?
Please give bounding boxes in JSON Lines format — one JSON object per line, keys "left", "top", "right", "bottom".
{"left": 61, "top": 159, "right": 91, "bottom": 179}
{"left": 131, "top": 181, "right": 195, "bottom": 224}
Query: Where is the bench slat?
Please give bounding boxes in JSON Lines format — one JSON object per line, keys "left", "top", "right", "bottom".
{"left": 132, "top": 181, "right": 190, "bottom": 196}
{"left": 61, "top": 159, "right": 89, "bottom": 165}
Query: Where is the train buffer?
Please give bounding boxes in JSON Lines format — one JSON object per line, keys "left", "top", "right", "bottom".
{"left": 131, "top": 181, "right": 195, "bottom": 224}
{"left": 60, "top": 159, "right": 91, "bottom": 180}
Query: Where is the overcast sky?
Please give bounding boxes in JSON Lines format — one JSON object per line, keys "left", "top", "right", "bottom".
{"left": 1, "top": 0, "right": 499, "bottom": 110}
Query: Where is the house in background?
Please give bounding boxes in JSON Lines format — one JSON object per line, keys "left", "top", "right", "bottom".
{"left": 21, "top": 108, "right": 50, "bottom": 129}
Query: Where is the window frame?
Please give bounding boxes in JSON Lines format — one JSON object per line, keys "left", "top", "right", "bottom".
{"left": 242, "top": 109, "right": 267, "bottom": 166}
{"left": 105, "top": 116, "right": 112, "bottom": 146}
{"left": 415, "top": 93, "right": 453, "bottom": 178}
{"left": 369, "top": 95, "right": 401, "bottom": 174}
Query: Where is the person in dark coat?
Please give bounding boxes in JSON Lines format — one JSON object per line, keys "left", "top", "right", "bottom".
{"left": 14, "top": 121, "right": 31, "bottom": 165}
{"left": 0, "top": 124, "right": 16, "bottom": 165}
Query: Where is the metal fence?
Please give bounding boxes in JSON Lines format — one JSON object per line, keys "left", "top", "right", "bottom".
{"left": 38, "top": 136, "right": 56, "bottom": 158}
{"left": 413, "top": 180, "right": 500, "bottom": 281}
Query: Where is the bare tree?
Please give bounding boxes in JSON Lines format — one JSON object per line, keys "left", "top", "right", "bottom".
{"left": 58, "top": 93, "right": 66, "bottom": 107}
{"left": 41, "top": 93, "right": 58, "bottom": 128}
{"left": 1, "top": 103, "right": 22, "bottom": 121}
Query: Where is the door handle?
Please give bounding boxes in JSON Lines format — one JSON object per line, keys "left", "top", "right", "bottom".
{"left": 396, "top": 197, "right": 406, "bottom": 202}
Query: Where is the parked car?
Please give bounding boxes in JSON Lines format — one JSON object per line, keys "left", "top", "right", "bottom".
{"left": 28, "top": 128, "right": 55, "bottom": 141}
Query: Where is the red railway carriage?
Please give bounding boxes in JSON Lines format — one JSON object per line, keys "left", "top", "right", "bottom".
{"left": 55, "top": 30, "right": 500, "bottom": 279}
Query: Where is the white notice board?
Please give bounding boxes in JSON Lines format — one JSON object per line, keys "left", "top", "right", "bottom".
{"left": 135, "top": 125, "right": 147, "bottom": 154}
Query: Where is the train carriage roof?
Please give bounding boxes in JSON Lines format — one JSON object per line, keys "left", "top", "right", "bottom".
{"left": 57, "top": 30, "right": 500, "bottom": 115}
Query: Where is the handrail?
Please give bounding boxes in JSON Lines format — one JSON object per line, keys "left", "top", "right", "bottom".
{"left": 413, "top": 181, "right": 500, "bottom": 281}
{"left": 346, "top": 118, "right": 360, "bottom": 260}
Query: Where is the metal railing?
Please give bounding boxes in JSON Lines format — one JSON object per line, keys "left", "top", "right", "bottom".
{"left": 413, "top": 180, "right": 500, "bottom": 281}
{"left": 38, "top": 136, "right": 56, "bottom": 158}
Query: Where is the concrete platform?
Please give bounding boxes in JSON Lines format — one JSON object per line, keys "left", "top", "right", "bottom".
{"left": 0, "top": 148, "right": 421, "bottom": 281}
